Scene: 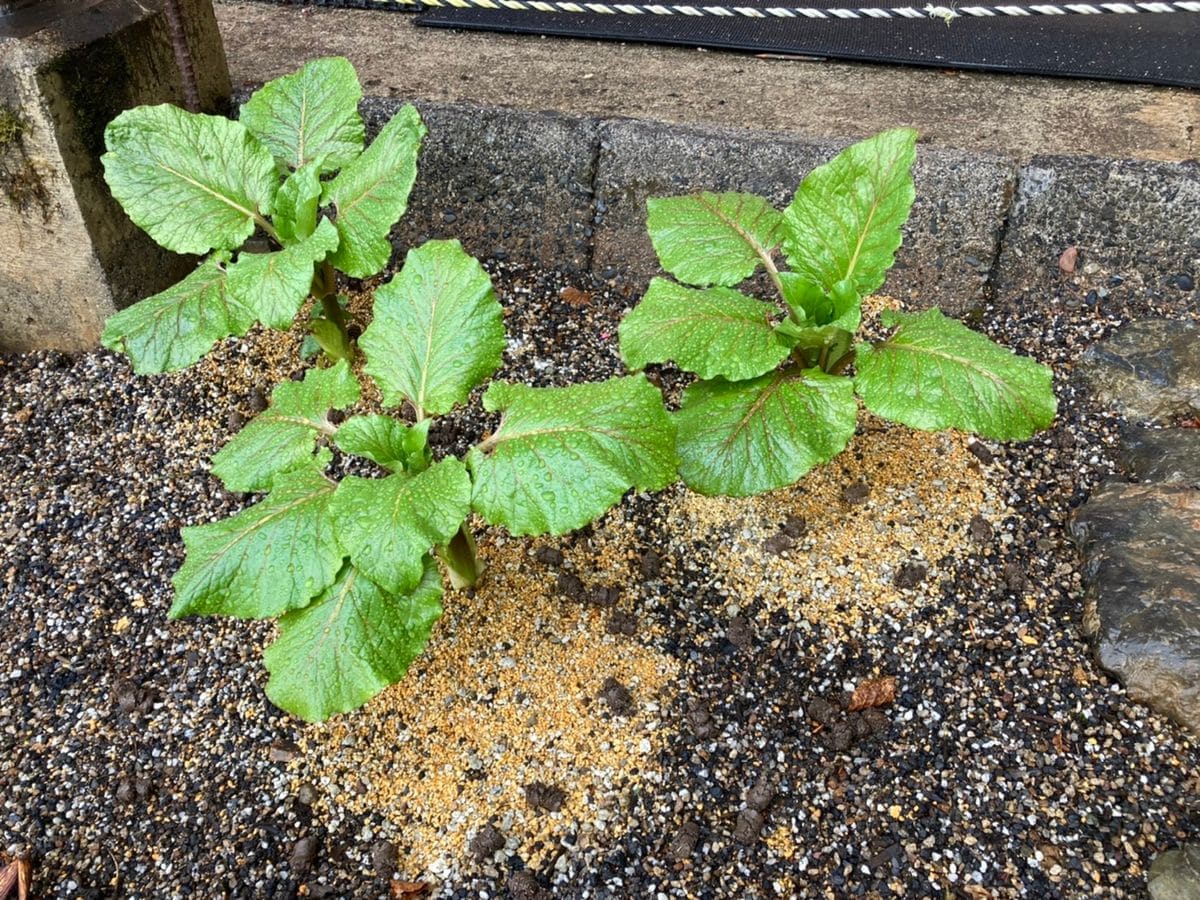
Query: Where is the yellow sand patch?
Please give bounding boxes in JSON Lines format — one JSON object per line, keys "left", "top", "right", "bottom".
{"left": 667, "top": 414, "right": 1006, "bottom": 630}
{"left": 294, "top": 514, "right": 678, "bottom": 878}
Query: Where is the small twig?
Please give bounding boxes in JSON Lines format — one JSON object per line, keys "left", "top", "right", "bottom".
{"left": 0, "top": 857, "right": 31, "bottom": 900}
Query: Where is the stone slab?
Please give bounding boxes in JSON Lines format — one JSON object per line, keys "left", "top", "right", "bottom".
{"left": 1119, "top": 426, "right": 1200, "bottom": 487}
{"left": 1071, "top": 483, "right": 1200, "bottom": 736}
{"left": 0, "top": 0, "right": 230, "bottom": 353}
{"left": 360, "top": 99, "right": 597, "bottom": 275}
{"left": 1075, "top": 319, "right": 1200, "bottom": 425}
{"left": 1149, "top": 845, "right": 1200, "bottom": 900}
{"left": 992, "top": 156, "right": 1200, "bottom": 317}
{"left": 591, "top": 119, "right": 1015, "bottom": 315}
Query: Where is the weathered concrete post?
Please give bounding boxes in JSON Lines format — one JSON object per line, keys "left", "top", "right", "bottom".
{"left": 0, "top": 0, "right": 230, "bottom": 353}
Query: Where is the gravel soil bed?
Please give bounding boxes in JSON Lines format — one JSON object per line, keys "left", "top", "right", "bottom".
{"left": 1, "top": 260, "right": 1197, "bottom": 898}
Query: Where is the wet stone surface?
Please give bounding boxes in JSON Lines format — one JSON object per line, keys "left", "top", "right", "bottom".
{"left": 1074, "top": 319, "right": 1200, "bottom": 424}
{"left": 1119, "top": 425, "right": 1200, "bottom": 487}
{"left": 1071, "top": 483, "right": 1200, "bottom": 736}
{"left": 1149, "top": 843, "right": 1200, "bottom": 900}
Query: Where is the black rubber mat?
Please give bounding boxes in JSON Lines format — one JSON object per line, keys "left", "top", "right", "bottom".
{"left": 412, "top": 1, "right": 1200, "bottom": 87}
{"left": 250, "top": 0, "right": 1199, "bottom": 87}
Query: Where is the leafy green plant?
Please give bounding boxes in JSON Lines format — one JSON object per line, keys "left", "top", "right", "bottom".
{"left": 100, "top": 58, "right": 676, "bottom": 721}
{"left": 618, "top": 128, "right": 1057, "bottom": 497}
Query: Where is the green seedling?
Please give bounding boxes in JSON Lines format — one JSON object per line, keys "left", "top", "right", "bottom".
{"left": 100, "top": 59, "right": 677, "bottom": 722}
{"left": 101, "top": 56, "right": 417, "bottom": 370}
{"left": 618, "top": 128, "right": 1057, "bottom": 497}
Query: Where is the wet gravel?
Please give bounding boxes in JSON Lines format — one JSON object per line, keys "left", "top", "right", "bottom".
{"left": 1, "top": 258, "right": 1198, "bottom": 898}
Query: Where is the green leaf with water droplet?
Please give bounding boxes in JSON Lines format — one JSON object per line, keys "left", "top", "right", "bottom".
{"left": 103, "top": 105, "right": 278, "bottom": 255}
{"left": 225, "top": 218, "right": 339, "bottom": 330}
{"left": 854, "top": 308, "right": 1056, "bottom": 440}
{"left": 323, "top": 103, "right": 426, "bottom": 278}
{"left": 101, "top": 253, "right": 253, "bottom": 374}
{"left": 675, "top": 369, "right": 857, "bottom": 496}
{"left": 239, "top": 56, "right": 364, "bottom": 173}
{"left": 329, "top": 458, "right": 470, "bottom": 595}
{"left": 274, "top": 159, "right": 324, "bottom": 244}
{"left": 361, "top": 239, "right": 504, "bottom": 415}
{"left": 467, "top": 375, "right": 676, "bottom": 536}
{"left": 619, "top": 278, "right": 788, "bottom": 381}
{"left": 210, "top": 359, "right": 360, "bottom": 492}
{"left": 782, "top": 128, "right": 917, "bottom": 296}
{"left": 171, "top": 466, "right": 343, "bottom": 619}
{"left": 334, "top": 416, "right": 431, "bottom": 473}
{"left": 646, "top": 191, "right": 785, "bottom": 287}
{"left": 264, "top": 559, "right": 443, "bottom": 722}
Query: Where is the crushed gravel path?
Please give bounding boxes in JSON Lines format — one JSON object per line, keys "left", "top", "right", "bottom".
{"left": 1, "top": 261, "right": 1197, "bottom": 898}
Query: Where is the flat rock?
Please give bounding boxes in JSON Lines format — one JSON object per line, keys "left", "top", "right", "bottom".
{"left": 1149, "top": 844, "right": 1200, "bottom": 900}
{"left": 1075, "top": 319, "right": 1200, "bottom": 424}
{"left": 1119, "top": 426, "right": 1200, "bottom": 486}
{"left": 592, "top": 119, "right": 1015, "bottom": 315}
{"left": 1070, "top": 483, "right": 1200, "bottom": 735}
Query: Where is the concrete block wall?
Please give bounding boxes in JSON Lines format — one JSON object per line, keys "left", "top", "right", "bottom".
{"left": 0, "top": 0, "right": 230, "bottom": 353}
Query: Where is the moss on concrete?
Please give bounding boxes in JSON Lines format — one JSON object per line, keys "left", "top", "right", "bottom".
{"left": 0, "top": 106, "right": 24, "bottom": 147}
{"left": 0, "top": 105, "right": 50, "bottom": 220}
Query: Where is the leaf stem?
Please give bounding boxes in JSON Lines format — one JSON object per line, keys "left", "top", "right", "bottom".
{"left": 310, "top": 261, "right": 355, "bottom": 362}
{"left": 437, "top": 524, "right": 482, "bottom": 590}
{"left": 828, "top": 348, "right": 857, "bottom": 376}
{"left": 254, "top": 213, "right": 282, "bottom": 246}
{"left": 759, "top": 250, "right": 787, "bottom": 304}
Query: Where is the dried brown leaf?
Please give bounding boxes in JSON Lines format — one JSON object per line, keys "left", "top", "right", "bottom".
{"left": 391, "top": 881, "right": 431, "bottom": 899}
{"left": 0, "top": 857, "right": 30, "bottom": 900}
{"left": 846, "top": 676, "right": 897, "bottom": 712}
{"left": 559, "top": 286, "right": 592, "bottom": 307}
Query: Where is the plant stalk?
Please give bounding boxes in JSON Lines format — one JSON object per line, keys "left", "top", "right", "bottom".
{"left": 309, "top": 261, "right": 354, "bottom": 361}
{"left": 438, "top": 525, "right": 483, "bottom": 590}
{"left": 827, "top": 348, "right": 857, "bottom": 376}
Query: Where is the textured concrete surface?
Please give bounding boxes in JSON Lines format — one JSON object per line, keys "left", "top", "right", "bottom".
{"left": 591, "top": 120, "right": 1014, "bottom": 313}
{"left": 993, "top": 157, "right": 1200, "bottom": 320}
{"left": 362, "top": 100, "right": 598, "bottom": 275}
{"left": 0, "top": 0, "right": 230, "bottom": 353}
{"left": 214, "top": 0, "right": 1200, "bottom": 164}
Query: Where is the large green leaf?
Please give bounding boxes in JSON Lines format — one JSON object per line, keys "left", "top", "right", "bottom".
{"left": 854, "top": 308, "right": 1057, "bottom": 440}
{"left": 101, "top": 253, "right": 251, "bottom": 374}
{"left": 329, "top": 458, "right": 471, "bottom": 595}
{"left": 781, "top": 128, "right": 917, "bottom": 296}
{"left": 619, "top": 278, "right": 788, "bottom": 381}
{"left": 103, "top": 105, "right": 277, "bottom": 255}
{"left": 646, "top": 191, "right": 784, "bottom": 287}
{"left": 225, "top": 218, "right": 339, "bottom": 330}
{"left": 675, "top": 369, "right": 857, "bottom": 496}
{"left": 264, "top": 559, "right": 443, "bottom": 722}
{"left": 360, "top": 240, "right": 504, "bottom": 415}
{"left": 171, "top": 466, "right": 343, "bottom": 619}
{"left": 273, "top": 159, "right": 324, "bottom": 244}
{"left": 335, "top": 415, "right": 431, "bottom": 473}
{"left": 323, "top": 104, "right": 426, "bottom": 278}
{"left": 239, "top": 57, "right": 364, "bottom": 173}
{"left": 210, "top": 360, "right": 361, "bottom": 492}
{"left": 467, "top": 376, "right": 676, "bottom": 536}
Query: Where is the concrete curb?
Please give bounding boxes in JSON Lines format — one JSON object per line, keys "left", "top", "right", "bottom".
{"left": 353, "top": 97, "right": 1197, "bottom": 317}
